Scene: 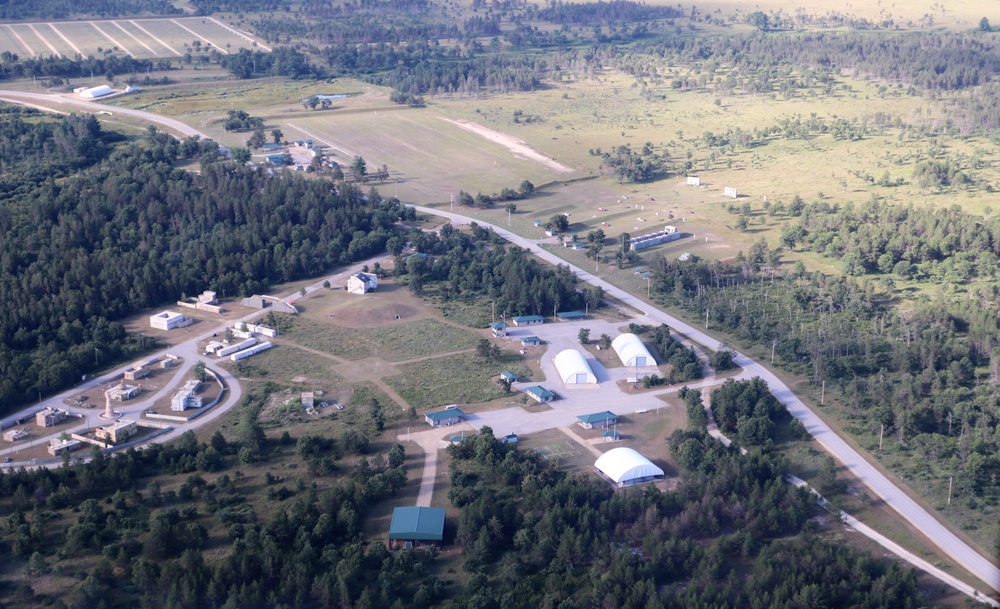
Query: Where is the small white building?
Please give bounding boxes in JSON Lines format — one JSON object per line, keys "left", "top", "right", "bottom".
{"left": 347, "top": 272, "right": 378, "bottom": 294}
{"left": 686, "top": 176, "right": 701, "bottom": 186}
{"left": 611, "top": 334, "right": 656, "bottom": 368}
{"left": 171, "top": 380, "right": 203, "bottom": 412}
{"left": 150, "top": 311, "right": 188, "bottom": 330}
{"left": 553, "top": 349, "right": 598, "bottom": 385}
{"left": 724, "top": 187, "right": 738, "bottom": 198}
{"left": 79, "top": 85, "right": 114, "bottom": 99}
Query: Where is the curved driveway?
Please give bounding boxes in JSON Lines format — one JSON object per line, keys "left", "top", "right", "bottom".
{"left": 413, "top": 206, "right": 1000, "bottom": 592}
{"left": 0, "top": 90, "right": 212, "bottom": 140}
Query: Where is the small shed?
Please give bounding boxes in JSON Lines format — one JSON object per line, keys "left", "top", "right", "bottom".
{"left": 556, "top": 311, "right": 585, "bottom": 322}
{"left": 511, "top": 315, "right": 544, "bottom": 326}
{"left": 500, "top": 371, "right": 518, "bottom": 382}
{"left": 425, "top": 408, "right": 466, "bottom": 427}
{"left": 489, "top": 322, "right": 508, "bottom": 337}
{"left": 388, "top": 506, "right": 445, "bottom": 549}
{"left": 577, "top": 411, "right": 618, "bottom": 429}
{"left": 525, "top": 386, "right": 555, "bottom": 403}
{"left": 602, "top": 430, "right": 621, "bottom": 443}
{"left": 520, "top": 336, "right": 540, "bottom": 346}
{"left": 502, "top": 433, "right": 518, "bottom": 444}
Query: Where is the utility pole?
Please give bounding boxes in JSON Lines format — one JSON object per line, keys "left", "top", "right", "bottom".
{"left": 492, "top": 300, "right": 495, "bottom": 323}
{"left": 947, "top": 476, "right": 953, "bottom": 506}
{"left": 450, "top": 193, "right": 453, "bottom": 212}
{"left": 879, "top": 424, "right": 884, "bottom": 451}
{"left": 705, "top": 309, "right": 709, "bottom": 329}
{"left": 821, "top": 380, "right": 825, "bottom": 404}
{"left": 771, "top": 339, "right": 776, "bottom": 363}
{"left": 646, "top": 276, "right": 650, "bottom": 298}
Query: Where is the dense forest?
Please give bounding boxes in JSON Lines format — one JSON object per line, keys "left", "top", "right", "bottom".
{"left": 443, "top": 427, "right": 926, "bottom": 608}
{"left": 0, "top": 108, "right": 410, "bottom": 412}
{"left": 0, "top": 0, "right": 178, "bottom": 20}
{"left": 392, "top": 222, "right": 604, "bottom": 316}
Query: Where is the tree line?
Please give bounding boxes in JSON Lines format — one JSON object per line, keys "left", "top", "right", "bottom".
{"left": 0, "top": 0, "right": 179, "bottom": 19}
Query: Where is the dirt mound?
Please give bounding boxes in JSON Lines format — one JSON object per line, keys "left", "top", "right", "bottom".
{"left": 332, "top": 302, "right": 420, "bottom": 327}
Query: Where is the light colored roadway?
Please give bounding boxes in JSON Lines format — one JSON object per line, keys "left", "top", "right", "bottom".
{"left": 411, "top": 205, "right": 1000, "bottom": 593}
{"left": 0, "top": 90, "right": 212, "bottom": 140}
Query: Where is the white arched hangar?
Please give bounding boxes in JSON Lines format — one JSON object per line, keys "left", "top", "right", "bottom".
{"left": 595, "top": 447, "right": 664, "bottom": 487}
{"left": 611, "top": 333, "right": 656, "bottom": 368}
{"left": 553, "top": 349, "right": 597, "bottom": 385}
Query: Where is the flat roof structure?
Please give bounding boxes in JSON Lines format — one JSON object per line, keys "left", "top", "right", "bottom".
{"left": 556, "top": 311, "right": 585, "bottom": 321}
{"left": 389, "top": 507, "right": 445, "bottom": 542}
{"left": 511, "top": 315, "right": 544, "bottom": 326}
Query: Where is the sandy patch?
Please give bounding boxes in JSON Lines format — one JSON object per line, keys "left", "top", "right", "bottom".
{"left": 437, "top": 117, "right": 573, "bottom": 173}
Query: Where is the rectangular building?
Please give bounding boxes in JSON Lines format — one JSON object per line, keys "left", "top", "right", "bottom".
{"left": 95, "top": 420, "right": 137, "bottom": 443}
{"left": 149, "top": 311, "right": 188, "bottom": 331}
{"left": 424, "top": 408, "right": 465, "bottom": 427}
{"left": 171, "top": 380, "right": 203, "bottom": 412}
{"left": 35, "top": 407, "right": 68, "bottom": 427}
{"left": 388, "top": 506, "right": 445, "bottom": 549}
{"left": 525, "top": 386, "right": 555, "bottom": 403}
{"left": 577, "top": 411, "right": 618, "bottom": 429}
{"left": 511, "top": 315, "right": 544, "bottom": 326}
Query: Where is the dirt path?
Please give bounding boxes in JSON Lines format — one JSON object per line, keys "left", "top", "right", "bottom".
{"left": 437, "top": 117, "right": 574, "bottom": 173}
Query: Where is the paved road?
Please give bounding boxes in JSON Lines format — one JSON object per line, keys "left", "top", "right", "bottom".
{"left": 412, "top": 206, "right": 1000, "bottom": 593}
{"left": 0, "top": 90, "right": 213, "bottom": 140}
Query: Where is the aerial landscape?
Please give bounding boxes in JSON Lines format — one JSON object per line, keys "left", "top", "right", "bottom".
{"left": 0, "top": 0, "right": 999, "bottom": 606}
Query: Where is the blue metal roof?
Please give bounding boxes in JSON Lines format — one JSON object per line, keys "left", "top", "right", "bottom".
{"left": 578, "top": 411, "right": 618, "bottom": 424}
{"left": 388, "top": 507, "right": 445, "bottom": 540}
{"left": 525, "top": 386, "right": 554, "bottom": 399}
{"left": 425, "top": 408, "right": 465, "bottom": 421}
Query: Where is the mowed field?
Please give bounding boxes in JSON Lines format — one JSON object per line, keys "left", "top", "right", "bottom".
{"left": 0, "top": 17, "right": 267, "bottom": 60}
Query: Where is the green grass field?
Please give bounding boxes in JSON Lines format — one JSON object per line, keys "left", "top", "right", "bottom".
{"left": 385, "top": 352, "right": 531, "bottom": 408}
{"left": 284, "top": 317, "right": 481, "bottom": 362}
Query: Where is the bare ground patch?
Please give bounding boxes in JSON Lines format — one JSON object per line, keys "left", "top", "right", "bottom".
{"left": 437, "top": 117, "right": 574, "bottom": 173}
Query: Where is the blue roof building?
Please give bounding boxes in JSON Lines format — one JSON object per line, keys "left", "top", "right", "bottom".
{"left": 577, "top": 411, "right": 618, "bottom": 429}
{"left": 388, "top": 506, "right": 445, "bottom": 548}
{"left": 525, "top": 386, "right": 555, "bottom": 403}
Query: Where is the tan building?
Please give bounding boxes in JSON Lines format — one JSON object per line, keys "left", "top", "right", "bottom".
{"left": 35, "top": 407, "right": 68, "bottom": 427}
{"left": 95, "top": 420, "right": 137, "bottom": 444}
{"left": 48, "top": 438, "right": 82, "bottom": 456}
{"left": 106, "top": 383, "right": 140, "bottom": 401}
{"left": 3, "top": 428, "right": 28, "bottom": 442}
{"left": 301, "top": 392, "right": 315, "bottom": 408}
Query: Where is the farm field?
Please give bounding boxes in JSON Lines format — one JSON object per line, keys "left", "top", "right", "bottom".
{"left": 0, "top": 16, "right": 267, "bottom": 60}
